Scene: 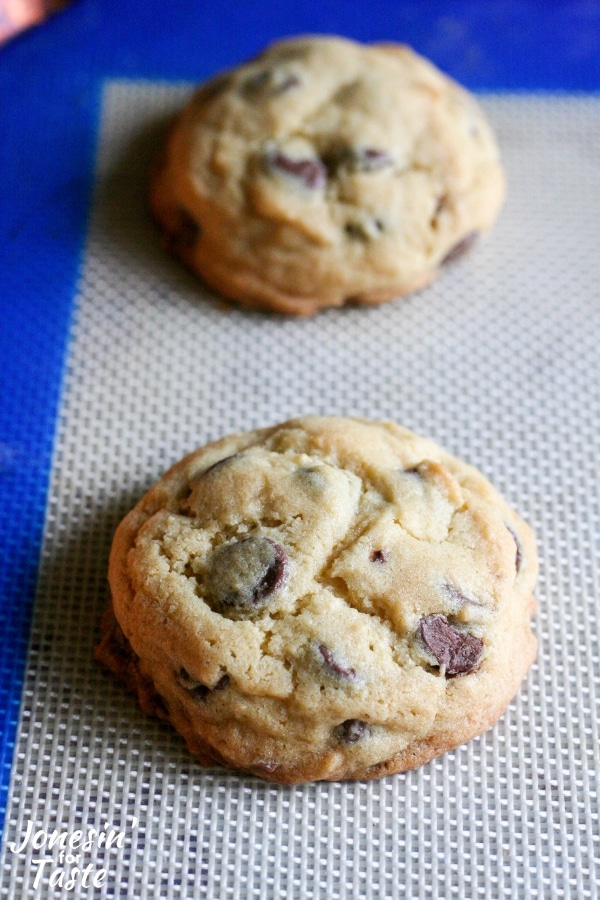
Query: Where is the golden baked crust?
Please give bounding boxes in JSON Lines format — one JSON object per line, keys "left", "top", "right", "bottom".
{"left": 149, "top": 36, "right": 505, "bottom": 315}
{"left": 96, "top": 417, "right": 536, "bottom": 783}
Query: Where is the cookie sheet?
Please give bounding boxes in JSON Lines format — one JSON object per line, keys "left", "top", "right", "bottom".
{"left": 1, "top": 83, "right": 599, "bottom": 898}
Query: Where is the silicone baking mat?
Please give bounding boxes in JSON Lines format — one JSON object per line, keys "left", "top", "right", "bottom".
{"left": 1, "top": 79, "right": 599, "bottom": 897}
{"left": 2, "top": 1, "right": 600, "bottom": 896}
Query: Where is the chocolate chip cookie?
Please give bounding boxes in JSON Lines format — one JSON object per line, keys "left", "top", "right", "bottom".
{"left": 96, "top": 417, "right": 537, "bottom": 783}
{"left": 150, "top": 36, "right": 505, "bottom": 314}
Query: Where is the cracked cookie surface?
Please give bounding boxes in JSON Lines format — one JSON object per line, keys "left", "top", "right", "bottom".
{"left": 150, "top": 36, "right": 505, "bottom": 314}
{"left": 96, "top": 417, "right": 537, "bottom": 783}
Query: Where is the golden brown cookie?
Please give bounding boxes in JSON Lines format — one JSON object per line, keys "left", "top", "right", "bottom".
{"left": 96, "top": 417, "right": 537, "bottom": 783}
{"left": 150, "top": 36, "right": 505, "bottom": 314}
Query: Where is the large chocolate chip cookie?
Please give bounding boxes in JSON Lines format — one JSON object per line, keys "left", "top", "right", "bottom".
{"left": 96, "top": 417, "right": 536, "bottom": 783}
{"left": 150, "top": 36, "right": 505, "bottom": 314}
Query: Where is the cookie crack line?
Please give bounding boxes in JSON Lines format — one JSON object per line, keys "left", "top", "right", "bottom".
{"left": 392, "top": 497, "right": 466, "bottom": 544}
{"left": 317, "top": 570, "right": 405, "bottom": 644}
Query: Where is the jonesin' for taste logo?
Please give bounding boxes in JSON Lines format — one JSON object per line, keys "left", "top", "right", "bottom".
{"left": 8, "top": 816, "right": 138, "bottom": 891}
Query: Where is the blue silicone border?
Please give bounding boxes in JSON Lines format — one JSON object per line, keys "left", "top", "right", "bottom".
{"left": 1, "top": 0, "right": 599, "bottom": 844}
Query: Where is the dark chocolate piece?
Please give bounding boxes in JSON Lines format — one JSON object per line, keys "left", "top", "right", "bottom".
{"left": 329, "top": 146, "right": 395, "bottom": 174}
{"left": 265, "top": 149, "right": 327, "bottom": 191}
{"left": 200, "top": 454, "right": 242, "bottom": 478}
{"left": 505, "top": 524, "right": 523, "bottom": 574}
{"left": 420, "top": 614, "right": 483, "bottom": 676}
{"left": 204, "top": 537, "right": 287, "bottom": 616}
{"left": 349, "top": 147, "right": 395, "bottom": 172}
{"left": 317, "top": 644, "right": 357, "bottom": 681}
{"left": 441, "top": 231, "right": 479, "bottom": 265}
{"left": 176, "top": 669, "right": 230, "bottom": 702}
{"left": 444, "top": 583, "right": 483, "bottom": 608}
{"left": 335, "top": 719, "right": 370, "bottom": 743}
{"left": 370, "top": 549, "right": 389, "bottom": 564}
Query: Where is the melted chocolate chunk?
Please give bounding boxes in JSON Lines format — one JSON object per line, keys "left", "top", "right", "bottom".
{"left": 265, "top": 149, "right": 327, "bottom": 191}
{"left": 190, "top": 675, "right": 230, "bottom": 702}
{"left": 176, "top": 668, "right": 230, "bottom": 702}
{"left": 420, "top": 614, "right": 483, "bottom": 676}
{"left": 441, "top": 231, "right": 479, "bottom": 265}
{"left": 335, "top": 719, "right": 370, "bottom": 743}
{"left": 370, "top": 549, "right": 389, "bottom": 564}
{"left": 204, "top": 537, "right": 287, "bottom": 616}
{"left": 351, "top": 147, "right": 395, "bottom": 172}
{"left": 329, "top": 146, "right": 395, "bottom": 174}
{"left": 317, "top": 644, "right": 357, "bottom": 681}
{"left": 170, "top": 207, "right": 201, "bottom": 251}
{"left": 444, "top": 583, "right": 483, "bottom": 608}
{"left": 185, "top": 454, "right": 244, "bottom": 507}
{"left": 505, "top": 524, "right": 523, "bottom": 574}
{"left": 200, "top": 453, "right": 242, "bottom": 478}
{"left": 176, "top": 667, "right": 197, "bottom": 690}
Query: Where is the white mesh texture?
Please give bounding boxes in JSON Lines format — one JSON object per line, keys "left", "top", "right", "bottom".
{"left": 1, "top": 82, "right": 599, "bottom": 898}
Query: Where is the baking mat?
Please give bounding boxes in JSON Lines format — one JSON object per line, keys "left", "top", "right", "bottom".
{"left": 1, "top": 82, "right": 599, "bottom": 898}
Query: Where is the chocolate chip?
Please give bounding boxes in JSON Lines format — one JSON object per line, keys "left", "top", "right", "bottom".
{"left": 176, "top": 667, "right": 196, "bottom": 690}
{"left": 351, "top": 147, "right": 395, "bottom": 172}
{"left": 329, "top": 146, "right": 395, "bottom": 174}
{"left": 190, "top": 674, "right": 230, "bottom": 702}
{"left": 243, "top": 68, "right": 300, "bottom": 96}
{"left": 317, "top": 644, "right": 357, "bottom": 681}
{"left": 441, "top": 231, "right": 479, "bottom": 265}
{"left": 265, "top": 148, "right": 327, "bottom": 191}
{"left": 176, "top": 668, "right": 230, "bottom": 701}
{"left": 204, "top": 537, "right": 287, "bottom": 616}
{"left": 420, "top": 614, "right": 483, "bottom": 676}
{"left": 370, "top": 549, "right": 388, "bottom": 564}
{"left": 335, "top": 719, "right": 370, "bottom": 743}
{"left": 444, "top": 583, "right": 483, "bottom": 608}
{"left": 200, "top": 454, "right": 242, "bottom": 478}
{"left": 505, "top": 524, "right": 523, "bottom": 574}
{"left": 170, "top": 207, "right": 201, "bottom": 251}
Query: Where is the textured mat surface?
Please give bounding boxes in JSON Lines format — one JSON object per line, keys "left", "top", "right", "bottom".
{"left": 1, "top": 84, "right": 599, "bottom": 898}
